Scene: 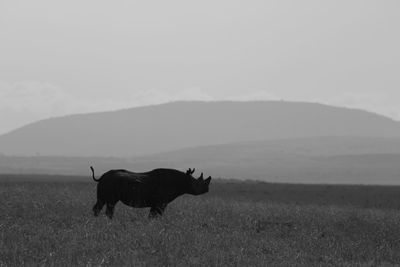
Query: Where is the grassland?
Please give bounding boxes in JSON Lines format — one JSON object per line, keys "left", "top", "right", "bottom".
{"left": 1, "top": 175, "right": 400, "bottom": 266}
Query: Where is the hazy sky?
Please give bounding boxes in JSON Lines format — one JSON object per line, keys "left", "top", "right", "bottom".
{"left": 1, "top": 0, "right": 399, "bottom": 134}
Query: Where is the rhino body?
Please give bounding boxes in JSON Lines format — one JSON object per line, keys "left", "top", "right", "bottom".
{"left": 91, "top": 167, "right": 211, "bottom": 218}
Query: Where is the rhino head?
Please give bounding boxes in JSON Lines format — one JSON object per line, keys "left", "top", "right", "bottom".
{"left": 186, "top": 168, "right": 212, "bottom": 195}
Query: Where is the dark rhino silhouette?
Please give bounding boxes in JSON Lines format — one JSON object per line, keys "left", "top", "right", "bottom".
{"left": 90, "top": 166, "right": 211, "bottom": 218}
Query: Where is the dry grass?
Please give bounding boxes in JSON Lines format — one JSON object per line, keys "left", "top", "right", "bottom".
{"left": 1, "top": 180, "right": 400, "bottom": 266}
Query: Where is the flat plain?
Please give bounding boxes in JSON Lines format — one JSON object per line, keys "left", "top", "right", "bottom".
{"left": 1, "top": 174, "right": 400, "bottom": 266}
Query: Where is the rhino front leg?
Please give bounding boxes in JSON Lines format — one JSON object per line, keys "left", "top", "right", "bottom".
{"left": 149, "top": 204, "right": 167, "bottom": 219}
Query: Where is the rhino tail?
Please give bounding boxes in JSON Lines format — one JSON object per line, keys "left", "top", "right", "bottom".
{"left": 90, "top": 166, "right": 101, "bottom": 182}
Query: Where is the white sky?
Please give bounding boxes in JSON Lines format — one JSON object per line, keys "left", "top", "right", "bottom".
{"left": 0, "top": 0, "right": 399, "bottom": 134}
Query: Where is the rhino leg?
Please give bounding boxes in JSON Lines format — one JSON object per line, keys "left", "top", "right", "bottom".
{"left": 149, "top": 204, "right": 167, "bottom": 219}
{"left": 93, "top": 200, "right": 105, "bottom": 217}
{"left": 105, "top": 202, "right": 117, "bottom": 219}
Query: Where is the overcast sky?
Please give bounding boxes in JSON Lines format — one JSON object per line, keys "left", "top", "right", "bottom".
{"left": 0, "top": 0, "right": 399, "bottom": 134}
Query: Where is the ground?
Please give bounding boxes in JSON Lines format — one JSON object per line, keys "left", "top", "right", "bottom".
{"left": 1, "top": 175, "right": 400, "bottom": 266}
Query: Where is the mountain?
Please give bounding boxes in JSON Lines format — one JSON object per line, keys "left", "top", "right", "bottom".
{"left": 0, "top": 101, "right": 400, "bottom": 157}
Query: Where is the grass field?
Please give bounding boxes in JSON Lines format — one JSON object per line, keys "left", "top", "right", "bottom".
{"left": 1, "top": 175, "right": 400, "bottom": 266}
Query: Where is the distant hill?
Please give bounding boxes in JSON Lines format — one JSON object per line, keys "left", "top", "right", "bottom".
{"left": 131, "top": 136, "right": 400, "bottom": 184}
{"left": 2, "top": 137, "right": 400, "bottom": 185}
{"left": 0, "top": 101, "right": 400, "bottom": 157}
{"left": 0, "top": 155, "right": 131, "bottom": 177}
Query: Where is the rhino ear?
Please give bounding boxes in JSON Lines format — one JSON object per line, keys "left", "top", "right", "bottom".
{"left": 186, "top": 168, "right": 195, "bottom": 175}
{"left": 204, "top": 176, "right": 211, "bottom": 186}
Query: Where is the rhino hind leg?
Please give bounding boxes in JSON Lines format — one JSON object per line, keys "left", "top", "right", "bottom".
{"left": 105, "top": 203, "right": 116, "bottom": 219}
{"left": 93, "top": 200, "right": 105, "bottom": 217}
{"left": 149, "top": 204, "right": 167, "bottom": 219}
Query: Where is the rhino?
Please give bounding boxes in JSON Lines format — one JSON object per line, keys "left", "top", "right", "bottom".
{"left": 90, "top": 166, "right": 211, "bottom": 219}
